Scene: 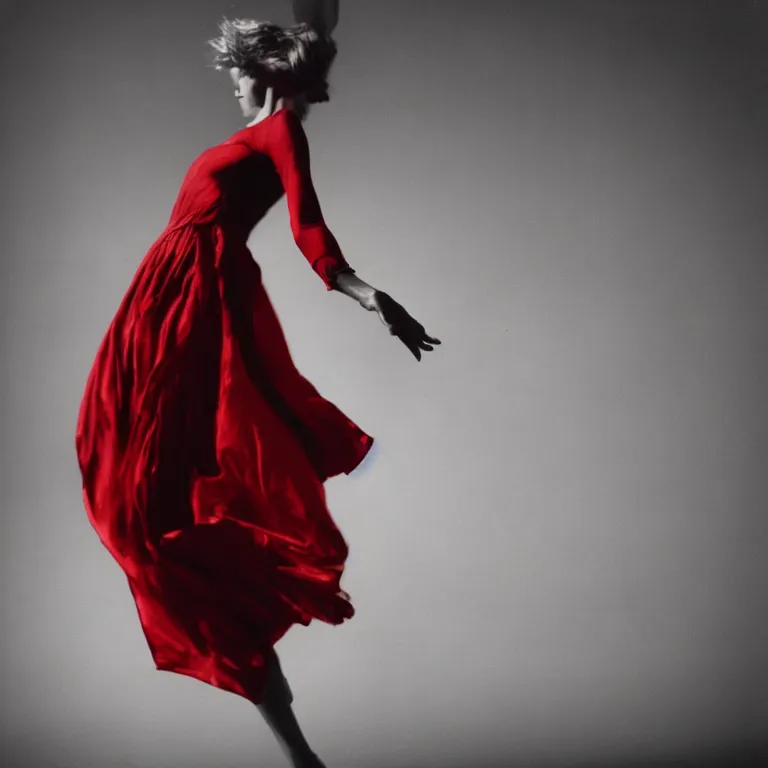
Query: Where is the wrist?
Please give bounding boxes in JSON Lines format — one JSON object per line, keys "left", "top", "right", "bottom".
{"left": 358, "top": 287, "right": 378, "bottom": 310}
{"left": 333, "top": 270, "right": 378, "bottom": 307}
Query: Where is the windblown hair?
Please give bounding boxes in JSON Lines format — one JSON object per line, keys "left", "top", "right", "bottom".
{"left": 208, "top": 18, "right": 337, "bottom": 104}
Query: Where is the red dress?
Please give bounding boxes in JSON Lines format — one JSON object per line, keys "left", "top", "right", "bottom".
{"left": 75, "top": 109, "right": 373, "bottom": 704}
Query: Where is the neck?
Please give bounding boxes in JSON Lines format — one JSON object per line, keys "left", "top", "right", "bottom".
{"left": 248, "top": 86, "right": 296, "bottom": 126}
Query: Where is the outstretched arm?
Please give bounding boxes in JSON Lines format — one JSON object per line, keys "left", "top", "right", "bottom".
{"left": 264, "top": 109, "right": 351, "bottom": 291}
{"left": 265, "top": 110, "right": 441, "bottom": 360}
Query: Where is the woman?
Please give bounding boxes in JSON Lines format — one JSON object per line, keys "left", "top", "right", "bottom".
{"left": 74, "top": 13, "right": 439, "bottom": 768}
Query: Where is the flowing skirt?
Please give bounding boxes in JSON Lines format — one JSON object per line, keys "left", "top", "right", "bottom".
{"left": 75, "top": 219, "right": 373, "bottom": 702}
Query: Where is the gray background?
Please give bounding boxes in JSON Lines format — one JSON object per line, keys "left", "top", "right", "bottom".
{"left": 1, "top": 1, "right": 767, "bottom": 767}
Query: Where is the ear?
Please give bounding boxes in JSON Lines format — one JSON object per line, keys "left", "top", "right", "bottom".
{"left": 292, "top": 0, "right": 339, "bottom": 34}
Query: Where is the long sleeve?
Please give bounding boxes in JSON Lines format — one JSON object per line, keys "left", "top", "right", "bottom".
{"left": 263, "top": 110, "right": 354, "bottom": 290}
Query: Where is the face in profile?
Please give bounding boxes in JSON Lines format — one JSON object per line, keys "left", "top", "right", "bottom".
{"left": 229, "top": 68, "right": 266, "bottom": 118}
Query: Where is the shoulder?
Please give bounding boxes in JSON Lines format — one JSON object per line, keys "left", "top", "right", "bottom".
{"left": 268, "top": 108, "right": 310, "bottom": 156}
{"left": 271, "top": 108, "right": 306, "bottom": 138}
{"left": 234, "top": 109, "right": 309, "bottom": 158}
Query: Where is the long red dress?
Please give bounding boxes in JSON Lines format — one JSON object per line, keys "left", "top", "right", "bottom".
{"left": 75, "top": 108, "right": 373, "bottom": 704}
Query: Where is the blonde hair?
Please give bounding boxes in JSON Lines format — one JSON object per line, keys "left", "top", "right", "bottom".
{"left": 208, "top": 18, "right": 337, "bottom": 104}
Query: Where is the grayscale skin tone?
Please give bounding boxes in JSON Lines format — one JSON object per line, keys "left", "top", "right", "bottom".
{"left": 228, "top": 55, "right": 440, "bottom": 768}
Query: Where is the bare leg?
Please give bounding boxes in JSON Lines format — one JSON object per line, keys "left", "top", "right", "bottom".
{"left": 258, "top": 650, "right": 326, "bottom": 768}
